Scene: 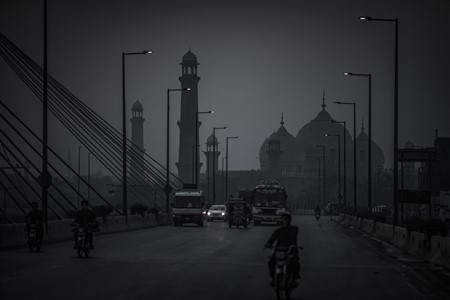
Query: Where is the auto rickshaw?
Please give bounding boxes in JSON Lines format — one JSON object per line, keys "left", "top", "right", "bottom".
{"left": 227, "top": 199, "right": 250, "bottom": 228}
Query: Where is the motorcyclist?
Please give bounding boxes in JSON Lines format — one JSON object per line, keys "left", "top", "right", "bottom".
{"left": 314, "top": 205, "right": 321, "bottom": 215}
{"left": 73, "top": 200, "right": 98, "bottom": 249}
{"left": 264, "top": 212, "right": 301, "bottom": 287}
{"left": 25, "top": 202, "right": 44, "bottom": 246}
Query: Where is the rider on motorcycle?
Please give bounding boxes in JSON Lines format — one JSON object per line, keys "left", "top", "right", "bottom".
{"left": 314, "top": 205, "right": 321, "bottom": 216}
{"left": 25, "top": 202, "right": 44, "bottom": 244}
{"left": 264, "top": 212, "right": 301, "bottom": 287}
{"left": 73, "top": 200, "right": 98, "bottom": 249}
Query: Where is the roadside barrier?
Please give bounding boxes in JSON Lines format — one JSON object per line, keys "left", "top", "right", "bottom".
{"left": 406, "top": 232, "right": 426, "bottom": 258}
{"left": 0, "top": 213, "right": 166, "bottom": 249}
{"left": 361, "top": 219, "right": 374, "bottom": 234}
{"left": 338, "top": 214, "right": 450, "bottom": 267}
{"left": 391, "top": 226, "right": 409, "bottom": 250}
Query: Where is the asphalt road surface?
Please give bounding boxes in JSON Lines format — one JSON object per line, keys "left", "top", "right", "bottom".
{"left": 1, "top": 215, "right": 449, "bottom": 300}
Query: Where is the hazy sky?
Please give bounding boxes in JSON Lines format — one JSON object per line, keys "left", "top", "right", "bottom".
{"left": 1, "top": 0, "right": 449, "bottom": 176}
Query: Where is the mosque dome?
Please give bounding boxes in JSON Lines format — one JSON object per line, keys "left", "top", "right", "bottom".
{"left": 259, "top": 114, "right": 303, "bottom": 171}
{"left": 182, "top": 50, "right": 198, "bottom": 64}
{"left": 206, "top": 133, "right": 218, "bottom": 146}
{"left": 295, "top": 100, "right": 353, "bottom": 169}
{"left": 356, "top": 121, "right": 385, "bottom": 166}
{"left": 132, "top": 100, "right": 143, "bottom": 111}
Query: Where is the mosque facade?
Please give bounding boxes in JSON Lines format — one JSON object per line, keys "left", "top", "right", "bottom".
{"left": 173, "top": 50, "right": 386, "bottom": 209}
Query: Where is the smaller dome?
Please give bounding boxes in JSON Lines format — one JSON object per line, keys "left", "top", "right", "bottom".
{"left": 206, "top": 134, "right": 218, "bottom": 146}
{"left": 182, "top": 50, "right": 198, "bottom": 63}
{"left": 132, "top": 100, "right": 143, "bottom": 111}
{"left": 405, "top": 140, "right": 415, "bottom": 149}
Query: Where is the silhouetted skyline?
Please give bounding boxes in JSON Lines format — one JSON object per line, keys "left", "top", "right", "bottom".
{"left": 1, "top": 0, "right": 449, "bottom": 175}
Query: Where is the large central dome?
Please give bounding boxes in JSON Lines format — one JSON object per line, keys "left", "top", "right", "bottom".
{"left": 296, "top": 103, "right": 353, "bottom": 169}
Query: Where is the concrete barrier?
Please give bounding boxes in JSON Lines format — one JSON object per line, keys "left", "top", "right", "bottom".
{"left": 391, "top": 226, "right": 409, "bottom": 250}
{"left": 372, "top": 223, "right": 393, "bottom": 242}
{"left": 47, "top": 220, "right": 74, "bottom": 241}
{"left": 427, "top": 236, "right": 446, "bottom": 265}
{"left": 406, "top": 232, "right": 426, "bottom": 258}
{"left": 0, "top": 223, "right": 27, "bottom": 248}
{"left": 362, "top": 219, "right": 375, "bottom": 234}
{"left": 445, "top": 238, "right": 450, "bottom": 269}
{"left": 0, "top": 213, "right": 167, "bottom": 249}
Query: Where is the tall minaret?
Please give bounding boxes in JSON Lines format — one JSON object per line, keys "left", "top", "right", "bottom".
{"left": 203, "top": 134, "right": 220, "bottom": 199}
{"left": 130, "top": 100, "right": 145, "bottom": 184}
{"left": 266, "top": 114, "right": 284, "bottom": 178}
{"left": 176, "top": 50, "right": 201, "bottom": 185}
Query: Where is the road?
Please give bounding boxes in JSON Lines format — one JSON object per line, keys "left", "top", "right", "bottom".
{"left": 1, "top": 215, "right": 449, "bottom": 300}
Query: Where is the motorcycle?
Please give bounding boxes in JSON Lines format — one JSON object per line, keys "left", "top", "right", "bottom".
{"left": 268, "top": 245, "right": 303, "bottom": 300}
{"left": 73, "top": 223, "right": 94, "bottom": 258}
{"left": 27, "top": 224, "right": 42, "bottom": 252}
{"left": 315, "top": 211, "right": 321, "bottom": 220}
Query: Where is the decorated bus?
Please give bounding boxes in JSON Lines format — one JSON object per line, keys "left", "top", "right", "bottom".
{"left": 251, "top": 179, "right": 288, "bottom": 225}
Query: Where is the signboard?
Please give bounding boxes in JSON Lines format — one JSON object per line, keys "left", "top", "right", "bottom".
{"left": 397, "top": 149, "right": 436, "bottom": 162}
{"left": 399, "top": 190, "right": 431, "bottom": 204}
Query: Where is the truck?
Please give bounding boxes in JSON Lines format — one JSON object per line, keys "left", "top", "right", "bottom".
{"left": 172, "top": 185, "right": 206, "bottom": 227}
{"left": 251, "top": 179, "right": 288, "bottom": 225}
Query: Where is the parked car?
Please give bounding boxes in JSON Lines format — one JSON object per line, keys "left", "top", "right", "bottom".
{"left": 206, "top": 205, "right": 227, "bottom": 222}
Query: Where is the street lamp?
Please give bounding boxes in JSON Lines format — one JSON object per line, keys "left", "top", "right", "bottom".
{"left": 331, "top": 120, "right": 347, "bottom": 207}
{"left": 325, "top": 134, "right": 342, "bottom": 204}
{"left": 195, "top": 110, "right": 214, "bottom": 187}
{"left": 315, "top": 144, "right": 326, "bottom": 208}
{"left": 122, "top": 50, "right": 152, "bottom": 221}
{"left": 77, "top": 146, "right": 81, "bottom": 208}
{"left": 221, "top": 156, "right": 226, "bottom": 203}
{"left": 359, "top": 15, "right": 399, "bottom": 223}
{"left": 166, "top": 88, "right": 190, "bottom": 217}
{"left": 334, "top": 101, "right": 357, "bottom": 210}
{"left": 88, "top": 152, "right": 92, "bottom": 203}
{"left": 315, "top": 157, "right": 321, "bottom": 207}
{"left": 226, "top": 136, "right": 239, "bottom": 202}
{"left": 213, "top": 126, "right": 228, "bottom": 205}
{"left": 344, "top": 72, "right": 372, "bottom": 212}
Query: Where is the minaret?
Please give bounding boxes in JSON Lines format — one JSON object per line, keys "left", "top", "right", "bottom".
{"left": 130, "top": 100, "right": 145, "bottom": 184}
{"left": 176, "top": 50, "right": 201, "bottom": 185}
{"left": 203, "top": 134, "right": 220, "bottom": 199}
{"left": 266, "top": 113, "right": 284, "bottom": 178}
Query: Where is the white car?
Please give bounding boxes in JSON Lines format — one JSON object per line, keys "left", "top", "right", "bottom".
{"left": 206, "top": 205, "right": 227, "bottom": 222}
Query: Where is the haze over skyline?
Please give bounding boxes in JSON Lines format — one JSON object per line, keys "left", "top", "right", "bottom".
{"left": 1, "top": 0, "right": 449, "bottom": 177}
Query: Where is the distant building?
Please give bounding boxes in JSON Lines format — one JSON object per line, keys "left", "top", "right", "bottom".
{"left": 130, "top": 100, "right": 145, "bottom": 184}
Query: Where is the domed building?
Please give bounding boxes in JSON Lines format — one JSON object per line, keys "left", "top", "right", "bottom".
{"left": 257, "top": 95, "right": 385, "bottom": 208}
{"left": 355, "top": 119, "right": 385, "bottom": 171}
{"left": 259, "top": 113, "right": 303, "bottom": 176}
{"left": 296, "top": 98, "right": 353, "bottom": 172}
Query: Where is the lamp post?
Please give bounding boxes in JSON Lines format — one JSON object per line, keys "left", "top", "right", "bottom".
{"left": 315, "top": 157, "right": 321, "bottom": 207}
{"left": 77, "top": 146, "right": 81, "bottom": 208}
{"left": 221, "top": 156, "right": 226, "bottom": 203}
{"left": 88, "top": 152, "right": 92, "bottom": 203}
{"left": 344, "top": 72, "right": 372, "bottom": 212}
{"left": 122, "top": 50, "right": 152, "bottom": 221}
{"left": 334, "top": 101, "right": 357, "bottom": 209}
{"left": 226, "top": 136, "right": 239, "bottom": 201}
{"left": 315, "top": 144, "right": 326, "bottom": 208}
{"left": 166, "top": 88, "right": 190, "bottom": 217}
{"left": 195, "top": 110, "right": 214, "bottom": 187}
{"left": 325, "top": 134, "right": 342, "bottom": 204}
{"left": 213, "top": 126, "right": 228, "bottom": 205}
{"left": 331, "top": 120, "right": 347, "bottom": 206}
{"left": 359, "top": 16, "right": 399, "bottom": 224}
